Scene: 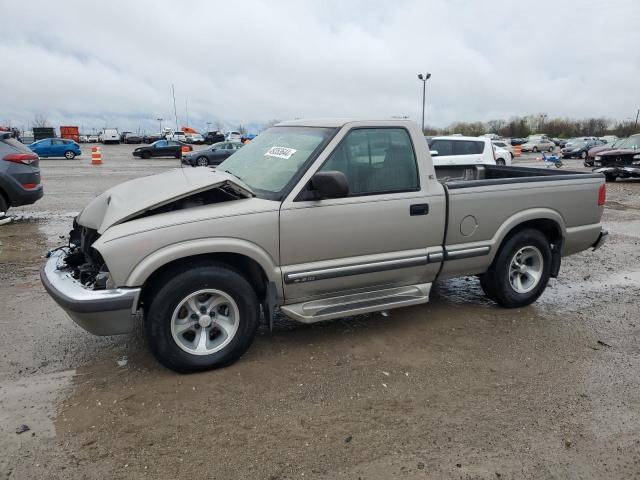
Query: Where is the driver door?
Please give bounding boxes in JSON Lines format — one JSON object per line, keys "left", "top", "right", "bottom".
{"left": 279, "top": 127, "right": 445, "bottom": 302}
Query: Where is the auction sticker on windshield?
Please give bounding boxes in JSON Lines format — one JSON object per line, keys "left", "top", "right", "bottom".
{"left": 265, "top": 146, "right": 297, "bottom": 159}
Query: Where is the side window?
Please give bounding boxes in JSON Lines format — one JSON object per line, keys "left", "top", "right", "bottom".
{"left": 429, "top": 139, "right": 453, "bottom": 156}
{"left": 52, "top": 139, "right": 64, "bottom": 145}
{"left": 156, "top": 140, "right": 168, "bottom": 147}
{"left": 319, "top": 128, "right": 418, "bottom": 196}
{"left": 453, "top": 140, "right": 483, "bottom": 155}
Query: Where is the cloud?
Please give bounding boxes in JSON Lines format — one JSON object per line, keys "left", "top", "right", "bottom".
{"left": 1, "top": 0, "right": 638, "bottom": 133}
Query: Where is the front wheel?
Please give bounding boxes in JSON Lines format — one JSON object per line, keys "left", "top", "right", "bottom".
{"left": 141, "top": 151, "right": 151, "bottom": 159}
{"left": 479, "top": 229, "right": 551, "bottom": 308}
{"left": 548, "top": 147, "right": 553, "bottom": 152}
{"left": 145, "top": 263, "right": 259, "bottom": 372}
{"left": 605, "top": 173, "right": 616, "bottom": 182}
{"left": 64, "top": 150, "right": 75, "bottom": 159}
{"left": 196, "top": 156, "right": 208, "bottom": 166}
{"left": 532, "top": 146, "right": 538, "bottom": 153}
{"left": 496, "top": 158, "right": 506, "bottom": 166}
{"left": 580, "top": 151, "right": 587, "bottom": 159}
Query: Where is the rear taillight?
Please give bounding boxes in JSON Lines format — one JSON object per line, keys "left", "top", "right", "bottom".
{"left": 4, "top": 153, "right": 38, "bottom": 165}
{"left": 598, "top": 183, "right": 606, "bottom": 206}
{"left": 21, "top": 183, "right": 38, "bottom": 189}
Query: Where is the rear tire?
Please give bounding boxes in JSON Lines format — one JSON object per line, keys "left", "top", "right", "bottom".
{"left": 480, "top": 229, "right": 551, "bottom": 308}
{"left": 145, "top": 263, "right": 259, "bottom": 373}
{"left": 532, "top": 147, "right": 538, "bottom": 153}
{"left": 64, "top": 150, "right": 75, "bottom": 159}
{"left": 580, "top": 151, "right": 587, "bottom": 159}
{"left": 496, "top": 158, "right": 506, "bottom": 166}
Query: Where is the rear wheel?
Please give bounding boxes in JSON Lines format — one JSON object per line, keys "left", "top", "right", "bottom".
{"left": 532, "top": 146, "right": 538, "bottom": 153}
{"left": 480, "top": 229, "right": 551, "bottom": 308}
{"left": 64, "top": 150, "right": 75, "bottom": 159}
{"left": 496, "top": 158, "right": 506, "bottom": 166}
{"left": 145, "top": 263, "right": 259, "bottom": 372}
{"left": 548, "top": 146, "right": 553, "bottom": 152}
{"left": 580, "top": 151, "right": 587, "bottom": 159}
{"left": 141, "top": 151, "right": 151, "bottom": 159}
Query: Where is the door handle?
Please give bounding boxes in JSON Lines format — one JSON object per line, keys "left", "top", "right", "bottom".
{"left": 410, "top": 203, "right": 429, "bottom": 216}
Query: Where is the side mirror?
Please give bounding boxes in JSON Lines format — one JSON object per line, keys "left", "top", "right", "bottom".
{"left": 430, "top": 150, "right": 439, "bottom": 157}
{"left": 310, "top": 171, "right": 349, "bottom": 199}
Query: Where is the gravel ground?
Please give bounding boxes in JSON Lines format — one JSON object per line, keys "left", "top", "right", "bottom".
{"left": 1, "top": 144, "right": 639, "bottom": 479}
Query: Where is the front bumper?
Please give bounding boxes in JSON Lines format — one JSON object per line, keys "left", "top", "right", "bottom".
{"left": 40, "top": 249, "right": 141, "bottom": 335}
{"left": 591, "top": 229, "right": 608, "bottom": 251}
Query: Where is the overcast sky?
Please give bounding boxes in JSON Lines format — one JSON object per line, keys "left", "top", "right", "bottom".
{"left": 1, "top": 0, "right": 639, "bottom": 133}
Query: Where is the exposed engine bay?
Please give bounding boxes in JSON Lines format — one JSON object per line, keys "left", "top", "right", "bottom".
{"left": 59, "top": 185, "right": 242, "bottom": 290}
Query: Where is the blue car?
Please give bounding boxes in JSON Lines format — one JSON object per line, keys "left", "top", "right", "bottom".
{"left": 29, "top": 138, "right": 81, "bottom": 159}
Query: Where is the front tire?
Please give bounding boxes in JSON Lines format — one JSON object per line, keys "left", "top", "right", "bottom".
{"left": 141, "top": 151, "right": 151, "bottom": 159}
{"left": 145, "top": 263, "right": 259, "bottom": 372}
{"left": 480, "top": 229, "right": 551, "bottom": 308}
{"left": 64, "top": 150, "right": 75, "bottom": 159}
{"left": 532, "top": 147, "right": 538, "bottom": 153}
{"left": 496, "top": 158, "right": 506, "bottom": 166}
{"left": 196, "top": 156, "right": 208, "bottom": 166}
{"left": 580, "top": 151, "right": 587, "bottom": 159}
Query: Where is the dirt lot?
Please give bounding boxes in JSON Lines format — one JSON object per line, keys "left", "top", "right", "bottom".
{"left": 1, "top": 145, "right": 639, "bottom": 479}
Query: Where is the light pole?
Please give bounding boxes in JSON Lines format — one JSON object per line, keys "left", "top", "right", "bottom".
{"left": 418, "top": 73, "right": 431, "bottom": 133}
{"left": 206, "top": 122, "right": 212, "bottom": 133}
{"left": 156, "top": 118, "right": 163, "bottom": 133}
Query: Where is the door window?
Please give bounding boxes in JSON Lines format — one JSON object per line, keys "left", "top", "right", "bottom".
{"left": 52, "top": 139, "right": 65, "bottom": 145}
{"left": 319, "top": 128, "right": 419, "bottom": 195}
{"left": 155, "top": 140, "right": 168, "bottom": 148}
{"left": 429, "top": 139, "right": 453, "bottom": 156}
{"left": 453, "top": 140, "right": 484, "bottom": 155}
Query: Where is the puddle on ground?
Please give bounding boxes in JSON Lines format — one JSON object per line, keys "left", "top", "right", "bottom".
{"left": 605, "top": 219, "right": 640, "bottom": 238}
{"left": 0, "top": 214, "right": 72, "bottom": 263}
{"left": 0, "top": 370, "right": 75, "bottom": 471}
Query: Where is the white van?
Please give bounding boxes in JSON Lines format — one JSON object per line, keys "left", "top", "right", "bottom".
{"left": 99, "top": 128, "right": 120, "bottom": 144}
{"left": 166, "top": 131, "right": 187, "bottom": 142}
{"left": 428, "top": 136, "right": 496, "bottom": 166}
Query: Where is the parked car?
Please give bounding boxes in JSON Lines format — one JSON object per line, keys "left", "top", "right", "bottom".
{"left": 119, "top": 131, "right": 132, "bottom": 142}
{"left": 492, "top": 140, "right": 514, "bottom": 160}
{"left": 29, "top": 138, "right": 81, "bottom": 159}
{"left": 123, "top": 133, "right": 143, "bottom": 144}
{"left": 520, "top": 136, "right": 555, "bottom": 153}
{"left": 166, "top": 131, "right": 188, "bottom": 142}
{"left": 186, "top": 133, "right": 205, "bottom": 144}
{"left": 182, "top": 141, "right": 244, "bottom": 166}
{"left": 592, "top": 133, "right": 640, "bottom": 182}
{"left": 78, "top": 135, "right": 89, "bottom": 143}
{"left": 561, "top": 139, "right": 601, "bottom": 160}
{"left": 225, "top": 131, "right": 242, "bottom": 142}
{"left": 428, "top": 136, "right": 497, "bottom": 166}
{"left": 493, "top": 145, "right": 512, "bottom": 166}
{"left": 143, "top": 133, "right": 163, "bottom": 144}
{"left": 585, "top": 138, "right": 624, "bottom": 166}
{"left": 509, "top": 138, "right": 527, "bottom": 146}
{"left": 41, "top": 118, "right": 606, "bottom": 372}
{"left": 100, "top": 129, "right": 120, "bottom": 144}
{"left": 132, "top": 139, "right": 192, "bottom": 159}
{"left": 21, "top": 131, "right": 34, "bottom": 144}
{"left": 87, "top": 135, "right": 100, "bottom": 143}
{"left": 0, "top": 131, "right": 43, "bottom": 213}
{"left": 204, "top": 131, "right": 226, "bottom": 145}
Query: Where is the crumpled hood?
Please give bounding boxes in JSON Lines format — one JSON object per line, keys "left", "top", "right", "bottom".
{"left": 599, "top": 148, "right": 639, "bottom": 157}
{"left": 77, "top": 167, "right": 253, "bottom": 233}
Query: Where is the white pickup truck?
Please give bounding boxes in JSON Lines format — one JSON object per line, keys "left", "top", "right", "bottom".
{"left": 41, "top": 119, "right": 607, "bottom": 372}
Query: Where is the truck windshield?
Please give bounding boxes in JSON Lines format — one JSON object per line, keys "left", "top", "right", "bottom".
{"left": 219, "top": 126, "right": 336, "bottom": 199}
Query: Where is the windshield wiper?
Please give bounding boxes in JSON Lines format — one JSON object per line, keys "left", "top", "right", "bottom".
{"left": 222, "top": 170, "right": 255, "bottom": 196}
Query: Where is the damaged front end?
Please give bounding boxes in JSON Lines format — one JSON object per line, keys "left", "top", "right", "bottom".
{"left": 63, "top": 220, "right": 113, "bottom": 290}
{"left": 40, "top": 219, "right": 142, "bottom": 336}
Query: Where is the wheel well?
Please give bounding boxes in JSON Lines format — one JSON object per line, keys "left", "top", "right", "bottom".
{"left": 500, "top": 218, "right": 563, "bottom": 277}
{"left": 140, "top": 253, "right": 269, "bottom": 307}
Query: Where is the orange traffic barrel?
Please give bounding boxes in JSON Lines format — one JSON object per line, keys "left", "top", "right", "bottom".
{"left": 514, "top": 145, "right": 521, "bottom": 157}
{"left": 91, "top": 146, "right": 103, "bottom": 165}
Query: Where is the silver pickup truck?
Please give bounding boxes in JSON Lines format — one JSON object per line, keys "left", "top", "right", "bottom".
{"left": 41, "top": 119, "right": 607, "bottom": 372}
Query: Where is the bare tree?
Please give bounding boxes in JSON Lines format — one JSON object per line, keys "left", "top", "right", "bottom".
{"left": 33, "top": 114, "right": 48, "bottom": 128}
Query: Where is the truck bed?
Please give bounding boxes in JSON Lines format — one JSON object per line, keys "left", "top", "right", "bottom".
{"left": 434, "top": 164, "right": 605, "bottom": 280}
{"left": 435, "top": 164, "right": 603, "bottom": 188}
